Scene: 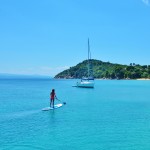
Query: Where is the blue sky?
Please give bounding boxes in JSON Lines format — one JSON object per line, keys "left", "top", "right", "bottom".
{"left": 0, "top": 0, "right": 150, "bottom": 76}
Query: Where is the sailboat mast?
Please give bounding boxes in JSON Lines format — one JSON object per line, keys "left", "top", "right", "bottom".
{"left": 88, "top": 38, "right": 90, "bottom": 78}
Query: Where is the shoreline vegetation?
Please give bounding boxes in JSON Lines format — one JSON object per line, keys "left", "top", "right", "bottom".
{"left": 55, "top": 59, "right": 150, "bottom": 80}
{"left": 55, "top": 78, "right": 150, "bottom": 80}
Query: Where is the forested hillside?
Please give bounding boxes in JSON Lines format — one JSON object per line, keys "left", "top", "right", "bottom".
{"left": 55, "top": 59, "right": 150, "bottom": 79}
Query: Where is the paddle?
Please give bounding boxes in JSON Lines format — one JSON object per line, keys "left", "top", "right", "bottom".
{"left": 56, "top": 98, "right": 66, "bottom": 105}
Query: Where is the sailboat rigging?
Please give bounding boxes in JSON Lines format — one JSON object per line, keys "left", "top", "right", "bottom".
{"left": 76, "top": 39, "right": 94, "bottom": 88}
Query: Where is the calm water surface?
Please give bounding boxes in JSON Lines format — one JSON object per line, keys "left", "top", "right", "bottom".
{"left": 0, "top": 78, "right": 150, "bottom": 150}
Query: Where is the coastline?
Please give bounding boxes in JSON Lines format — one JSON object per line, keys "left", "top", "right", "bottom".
{"left": 55, "top": 78, "right": 150, "bottom": 80}
{"left": 136, "top": 78, "right": 150, "bottom": 80}
{"left": 95, "top": 78, "right": 150, "bottom": 80}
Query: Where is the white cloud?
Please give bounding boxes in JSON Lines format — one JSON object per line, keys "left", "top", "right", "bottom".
{"left": 3, "top": 66, "right": 69, "bottom": 76}
{"left": 142, "top": 0, "right": 149, "bottom": 5}
{"left": 55, "top": 66, "right": 69, "bottom": 70}
{"left": 39, "top": 66, "right": 69, "bottom": 76}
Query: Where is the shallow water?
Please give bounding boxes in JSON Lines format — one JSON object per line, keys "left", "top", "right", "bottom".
{"left": 0, "top": 78, "right": 150, "bottom": 150}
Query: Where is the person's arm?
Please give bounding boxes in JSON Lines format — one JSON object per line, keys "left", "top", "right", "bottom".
{"left": 55, "top": 94, "right": 57, "bottom": 99}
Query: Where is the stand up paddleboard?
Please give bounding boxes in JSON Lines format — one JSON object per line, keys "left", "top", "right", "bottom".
{"left": 42, "top": 103, "right": 63, "bottom": 111}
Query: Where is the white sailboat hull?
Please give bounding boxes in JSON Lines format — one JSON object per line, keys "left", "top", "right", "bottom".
{"left": 76, "top": 80, "right": 94, "bottom": 88}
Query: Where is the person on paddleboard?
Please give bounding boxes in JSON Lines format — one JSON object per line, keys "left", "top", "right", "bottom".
{"left": 50, "top": 89, "right": 57, "bottom": 108}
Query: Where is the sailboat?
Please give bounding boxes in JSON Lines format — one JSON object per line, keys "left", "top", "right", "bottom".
{"left": 76, "top": 39, "right": 94, "bottom": 88}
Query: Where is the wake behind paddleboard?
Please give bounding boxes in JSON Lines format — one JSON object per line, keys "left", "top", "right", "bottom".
{"left": 42, "top": 103, "right": 63, "bottom": 111}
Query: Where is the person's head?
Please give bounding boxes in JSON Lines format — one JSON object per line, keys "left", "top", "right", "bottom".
{"left": 52, "top": 89, "right": 55, "bottom": 92}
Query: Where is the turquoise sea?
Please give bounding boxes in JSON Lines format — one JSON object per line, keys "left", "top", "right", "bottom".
{"left": 0, "top": 78, "right": 150, "bottom": 150}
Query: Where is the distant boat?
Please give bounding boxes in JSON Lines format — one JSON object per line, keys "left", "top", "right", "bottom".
{"left": 76, "top": 39, "right": 94, "bottom": 88}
